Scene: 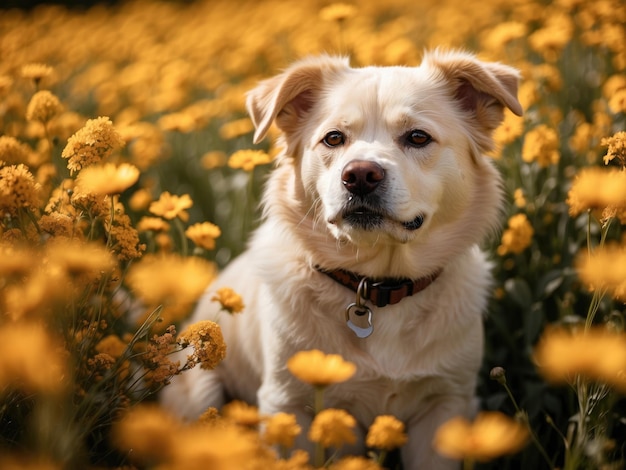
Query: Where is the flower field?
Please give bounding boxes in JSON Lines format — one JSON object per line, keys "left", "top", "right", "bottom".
{"left": 1, "top": 0, "right": 625, "bottom": 468}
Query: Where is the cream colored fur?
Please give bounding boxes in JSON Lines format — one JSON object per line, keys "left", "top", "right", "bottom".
{"left": 161, "top": 50, "right": 522, "bottom": 469}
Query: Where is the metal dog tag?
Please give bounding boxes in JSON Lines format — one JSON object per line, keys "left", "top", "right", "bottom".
{"left": 345, "top": 303, "right": 374, "bottom": 338}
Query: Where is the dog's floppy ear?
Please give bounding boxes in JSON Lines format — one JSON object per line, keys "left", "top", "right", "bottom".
{"left": 246, "top": 56, "right": 350, "bottom": 144}
{"left": 424, "top": 50, "right": 523, "bottom": 130}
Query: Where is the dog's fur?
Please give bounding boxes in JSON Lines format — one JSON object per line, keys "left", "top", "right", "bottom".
{"left": 161, "top": 50, "right": 522, "bottom": 469}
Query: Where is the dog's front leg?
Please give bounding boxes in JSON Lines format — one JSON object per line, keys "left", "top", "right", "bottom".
{"left": 403, "top": 394, "right": 474, "bottom": 470}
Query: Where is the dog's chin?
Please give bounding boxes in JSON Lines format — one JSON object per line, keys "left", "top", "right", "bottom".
{"left": 329, "top": 208, "right": 425, "bottom": 244}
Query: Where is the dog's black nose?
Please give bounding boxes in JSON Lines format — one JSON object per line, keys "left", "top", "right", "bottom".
{"left": 341, "top": 160, "right": 385, "bottom": 196}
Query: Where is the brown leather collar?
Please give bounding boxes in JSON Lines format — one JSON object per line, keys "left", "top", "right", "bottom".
{"left": 316, "top": 266, "right": 442, "bottom": 308}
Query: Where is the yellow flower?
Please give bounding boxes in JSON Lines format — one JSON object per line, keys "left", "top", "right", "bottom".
{"left": 319, "top": 3, "right": 357, "bottom": 22}
{"left": 45, "top": 239, "right": 115, "bottom": 280}
{"left": 608, "top": 88, "right": 626, "bottom": 115}
{"left": 521, "top": 125, "right": 559, "bottom": 168}
{"left": 157, "top": 112, "right": 197, "bottom": 133}
{"left": 61, "top": 117, "right": 125, "bottom": 173}
{"left": 201, "top": 150, "right": 227, "bottom": 169}
{"left": 149, "top": 191, "right": 193, "bottom": 221}
{"left": 168, "top": 422, "right": 260, "bottom": 469}
{"left": 107, "top": 214, "right": 146, "bottom": 262}
{"left": 576, "top": 244, "right": 626, "bottom": 301}
{"left": 433, "top": 412, "right": 529, "bottom": 462}
{"left": 601, "top": 131, "right": 626, "bottom": 166}
{"left": 113, "top": 404, "right": 181, "bottom": 463}
{"left": 481, "top": 21, "right": 527, "bottom": 51}
{"left": 129, "top": 188, "right": 153, "bottom": 211}
{"left": 185, "top": 221, "right": 221, "bottom": 250}
{"left": 20, "top": 63, "right": 54, "bottom": 85}
{"left": 365, "top": 415, "right": 408, "bottom": 451}
{"left": 219, "top": 117, "right": 254, "bottom": 140}
{"left": 566, "top": 167, "right": 626, "bottom": 217}
{"left": 330, "top": 456, "right": 382, "bottom": 470}
{"left": 513, "top": 188, "right": 526, "bottom": 208}
{"left": 95, "top": 335, "right": 127, "bottom": 359}
{"left": 0, "top": 136, "right": 32, "bottom": 165}
{"left": 0, "top": 164, "right": 42, "bottom": 216}
{"left": 228, "top": 149, "right": 271, "bottom": 171}
{"left": 137, "top": 216, "right": 170, "bottom": 232}
{"left": 263, "top": 412, "right": 302, "bottom": 449}
{"left": 197, "top": 407, "right": 221, "bottom": 426}
{"left": 492, "top": 110, "right": 524, "bottom": 152}
{"left": 75, "top": 163, "right": 140, "bottom": 195}
{"left": 0, "top": 243, "right": 36, "bottom": 278}
{"left": 497, "top": 213, "right": 534, "bottom": 256}
{"left": 211, "top": 286, "right": 245, "bottom": 314}
{"left": 0, "top": 322, "right": 67, "bottom": 393}
{"left": 287, "top": 349, "right": 356, "bottom": 387}
{"left": 125, "top": 253, "right": 216, "bottom": 308}
{"left": 308, "top": 408, "right": 357, "bottom": 448}
{"left": 222, "top": 400, "right": 263, "bottom": 427}
{"left": 26, "top": 90, "right": 62, "bottom": 124}
{"left": 177, "top": 320, "right": 226, "bottom": 370}
{"left": 528, "top": 13, "right": 574, "bottom": 62}
{"left": 533, "top": 326, "right": 626, "bottom": 391}
{"left": 275, "top": 449, "right": 312, "bottom": 469}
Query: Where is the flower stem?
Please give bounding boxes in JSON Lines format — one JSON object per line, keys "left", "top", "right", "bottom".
{"left": 174, "top": 217, "right": 189, "bottom": 256}
{"left": 314, "top": 386, "right": 325, "bottom": 467}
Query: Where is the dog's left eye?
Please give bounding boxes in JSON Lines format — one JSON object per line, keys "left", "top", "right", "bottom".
{"left": 322, "top": 131, "right": 345, "bottom": 147}
{"left": 404, "top": 130, "right": 432, "bottom": 148}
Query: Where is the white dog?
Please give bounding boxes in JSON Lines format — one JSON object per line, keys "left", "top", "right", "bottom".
{"left": 161, "top": 50, "right": 522, "bottom": 469}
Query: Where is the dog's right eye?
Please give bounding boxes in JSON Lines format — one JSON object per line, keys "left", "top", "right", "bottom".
{"left": 322, "top": 131, "right": 345, "bottom": 147}
{"left": 404, "top": 129, "right": 432, "bottom": 148}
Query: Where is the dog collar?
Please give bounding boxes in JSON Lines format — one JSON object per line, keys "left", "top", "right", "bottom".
{"left": 316, "top": 266, "right": 442, "bottom": 308}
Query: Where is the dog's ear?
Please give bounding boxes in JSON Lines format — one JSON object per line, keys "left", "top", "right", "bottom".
{"left": 424, "top": 50, "right": 523, "bottom": 130}
{"left": 246, "top": 56, "right": 350, "bottom": 144}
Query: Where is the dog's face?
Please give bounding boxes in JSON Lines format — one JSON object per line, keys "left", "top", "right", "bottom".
{"left": 247, "top": 51, "right": 522, "bottom": 253}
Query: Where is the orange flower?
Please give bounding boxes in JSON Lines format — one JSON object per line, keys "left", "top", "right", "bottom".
{"left": 228, "top": 149, "right": 271, "bottom": 171}
{"left": 211, "top": 287, "right": 245, "bottom": 314}
{"left": 287, "top": 349, "right": 356, "bottom": 387}
{"left": 177, "top": 320, "right": 226, "bottom": 370}
{"left": 149, "top": 191, "right": 193, "bottom": 221}
{"left": 308, "top": 408, "right": 357, "bottom": 448}
{"left": 61, "top": 116, "right": 124, "bottom": 173}
{"left": 75, "top": 163, "right": 140, "bottom": 195}
{"left": 497, "top": 213, "right": 534, "bottom": 256}
{"left": 566, "top": 167, "right": 626, "bottom": 217}
{"left": 263, "top": 412, "right": 302, "bottom": 449}
{"left": 185, "top": 221, "right": 221, "bottom": 250}
{"left": 125, "top": 254, "right": 216, "bottom": 307}
{"left": 26, "top": 90, "right": 62, "bottom": 124}
{"left": 222, "top": 400, "right": 263, "bottom": 427}
{"left": 534, "top": 326, "right": 626, "bottom": 390}
{"left": 576, "top": 244, "right": 626, "bottom": 300}
{"left": 433, "top": 412, "right": 529, "bottom": 462}
{"left": 366, "top": 415, "right": 408, "bottom": 450}
{"left": 319, "top": 3, "right": 357, "bottom": 22}
{"left": 0, "top": 322, "right": 67, "bottom": 393}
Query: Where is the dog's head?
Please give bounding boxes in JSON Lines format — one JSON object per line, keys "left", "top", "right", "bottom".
{"left": 247, "top": 51, "right": 522, "bottom": 273}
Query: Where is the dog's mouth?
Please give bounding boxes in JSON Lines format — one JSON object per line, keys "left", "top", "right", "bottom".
{"left": 342, "top": 207, "right": 385, "bottom": 230}
{"left": 340, "top": 206, "right": 425, "bottom": 232}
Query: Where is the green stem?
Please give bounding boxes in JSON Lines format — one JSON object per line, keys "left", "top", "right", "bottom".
{"left": 174, "top": 217, "right": 189, "bottom": 256}
{"left": 314, "top": 386, "right": 326, "bottom": 468}
{"left": 463, "top": 458, "right": 475, "bottom": 470}
{"left": 501, "top": 379, "right": 554, "bottom": 468}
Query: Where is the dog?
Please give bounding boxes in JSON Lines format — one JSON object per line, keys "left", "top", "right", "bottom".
{"left": 161, "top": 50, "right": 522, "bottom": 469}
